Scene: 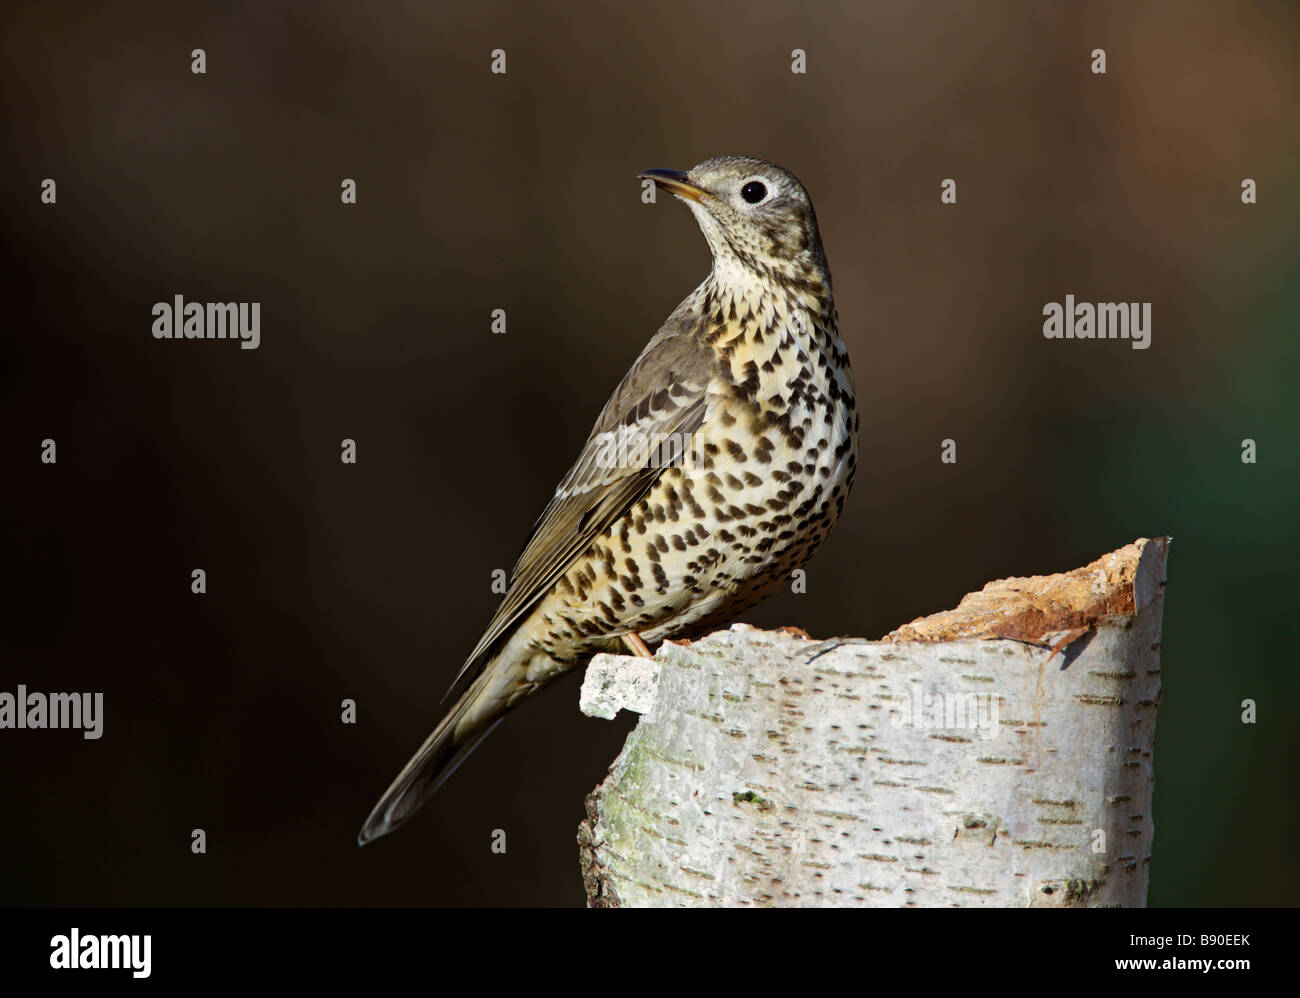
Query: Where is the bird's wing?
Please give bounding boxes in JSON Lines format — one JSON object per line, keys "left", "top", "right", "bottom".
{"left": 445, "top": 301, "right": 716, "bottom": 697}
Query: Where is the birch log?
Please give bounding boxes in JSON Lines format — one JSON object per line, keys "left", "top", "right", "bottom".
{"left": 577, "top": 537, "right": 1169, "bottom": 908}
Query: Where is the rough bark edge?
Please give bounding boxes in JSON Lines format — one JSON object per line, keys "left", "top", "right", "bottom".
{"left": 881, "top": 537, "right": 1167, "bottom": 645}
{"left": 577, "top": 790, "right": 621, "bottom": 908}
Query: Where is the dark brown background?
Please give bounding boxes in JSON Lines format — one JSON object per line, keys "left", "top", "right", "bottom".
{"left": 2, "top": 0, "right": 1297, "bottom": 906}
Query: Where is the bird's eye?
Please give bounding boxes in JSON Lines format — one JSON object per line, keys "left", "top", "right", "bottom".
{"left": 741, "top": 181, "right": 767, "bottom": 204}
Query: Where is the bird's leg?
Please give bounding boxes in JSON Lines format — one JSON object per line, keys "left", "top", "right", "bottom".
{"left": 622, "top": 631, "right": 654, "bottom": 658}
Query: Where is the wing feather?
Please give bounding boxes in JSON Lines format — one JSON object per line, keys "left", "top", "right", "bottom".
{"left": 443, "top": 299, "right": 716, "bottom": 697}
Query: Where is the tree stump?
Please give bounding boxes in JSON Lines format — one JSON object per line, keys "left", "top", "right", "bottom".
{"left": 577, "top": 537, "right": 1169, "bottom": 907}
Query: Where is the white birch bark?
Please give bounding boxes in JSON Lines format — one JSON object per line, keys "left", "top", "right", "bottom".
{"left": 577, "top": 537, "right": 1169, "bottom": 907}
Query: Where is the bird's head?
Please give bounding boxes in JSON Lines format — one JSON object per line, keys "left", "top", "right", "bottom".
{"left": 638, "top": 155, "right": 831, "bottom": 302}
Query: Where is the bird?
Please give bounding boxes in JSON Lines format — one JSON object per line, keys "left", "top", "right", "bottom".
{"left": 358, "top": 155, "right": 858, "bottom": 845}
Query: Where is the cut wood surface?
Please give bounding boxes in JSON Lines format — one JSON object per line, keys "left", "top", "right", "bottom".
{"left": 577, "top": 537, "right": 1169, "bottom": 907}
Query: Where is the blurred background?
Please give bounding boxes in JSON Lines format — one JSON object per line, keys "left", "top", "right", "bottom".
{"left": 2, "top": 0, "right": 1297, "bottom": 906}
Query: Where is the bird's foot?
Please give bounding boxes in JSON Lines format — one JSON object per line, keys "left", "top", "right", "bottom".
{"left": 778, "top": 625, "right": 813, "bottom": 639}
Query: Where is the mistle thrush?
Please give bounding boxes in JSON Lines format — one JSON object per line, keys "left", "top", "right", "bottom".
{"left": 359, "top": 155, "right": 858, "bottom": 844}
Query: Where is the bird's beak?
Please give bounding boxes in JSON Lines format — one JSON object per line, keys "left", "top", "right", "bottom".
{"left": 638, "top": 168, "right": 706, "bottom": 203}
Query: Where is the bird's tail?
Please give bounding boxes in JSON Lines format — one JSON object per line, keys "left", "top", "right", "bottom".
{"left": 357, "top": 668, "right": 505, "bottom": 845}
